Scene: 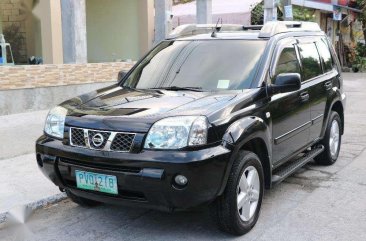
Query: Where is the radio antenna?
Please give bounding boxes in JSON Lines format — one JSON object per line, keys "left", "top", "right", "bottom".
{"left": 211, "top": 18, "right": 223, "bottom": 38}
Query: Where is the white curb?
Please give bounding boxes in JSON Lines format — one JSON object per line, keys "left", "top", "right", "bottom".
{"left": 0, "top": 192, "right": 67, "bottom": 224}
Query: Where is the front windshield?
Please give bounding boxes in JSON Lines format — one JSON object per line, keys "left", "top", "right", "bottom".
{"left": 122, "top": 40, "right": 267, "bottom": 91}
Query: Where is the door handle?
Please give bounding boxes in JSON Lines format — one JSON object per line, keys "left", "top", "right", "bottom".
{"left": 324, "top": 81, "right": 332, "bottom": 90}
{"left": 299, "top": 91, "right": 309, "bottom": 102}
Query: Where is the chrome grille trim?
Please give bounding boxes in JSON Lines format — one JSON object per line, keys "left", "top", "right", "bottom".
{"left": 70, "top": 128, "right": 87, "bottom": 147}
{"left": 110, "top": 133, "right": 136, "bottom": 152}
{"left": 69, "top": 127, "right": 136, "bottom": 153}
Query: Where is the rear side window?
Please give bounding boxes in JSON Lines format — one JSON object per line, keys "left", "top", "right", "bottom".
{"left": 298, "top": 43, "right": 322, "bottom": 80}
{"left": 316, "top": 39, "right": 334, "bottom": 73}
{"left": 274, "top": 46, "right": 300, "bottom": 77}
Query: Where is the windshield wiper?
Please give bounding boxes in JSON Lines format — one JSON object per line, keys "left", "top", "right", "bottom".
{"left": 149, "top": 86, "right": 205, "bottom": 92}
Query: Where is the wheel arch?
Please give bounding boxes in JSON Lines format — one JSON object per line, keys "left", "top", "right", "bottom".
{"left": 321, "top": 97, "right": 345, "bottom": 138}
{"left": 218, "top": 116, "right": 273, "bottom": 195}
{"left": 331, "top": 101, "right": 344, "bottom": 135}
{"left": 240, "top": 138, "right": 271, "bottom": 189}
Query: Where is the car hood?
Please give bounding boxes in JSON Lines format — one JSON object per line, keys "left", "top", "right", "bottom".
{"left": 63, "top": 85, "right": 257, "bottom": 132}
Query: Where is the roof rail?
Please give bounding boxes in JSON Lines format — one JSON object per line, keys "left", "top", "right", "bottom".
{"left": 168, "top": 24, "right": 244, "bottom": 39}
{"left": 166, "top": 21, "right": 322, "bottom": 39}
{"left": 258, "top": 21, "right": 321, "bottom": 38}
{"left": 243, "top": 25, "right": 263, "bottom": 30}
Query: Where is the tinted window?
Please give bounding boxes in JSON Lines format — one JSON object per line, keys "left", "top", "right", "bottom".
{"left": 274, "top": 46, "right": 300, "bottom": 78}
{"left": 298, "top": 43, "right": 322, "bottom": 80}
{"left": 317, "top": 39, "right": 333, "bottom": 72}
{"left": 123, "top": 40, "right": 267, "bottom": 91}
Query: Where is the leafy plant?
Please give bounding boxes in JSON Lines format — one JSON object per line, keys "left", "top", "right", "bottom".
{"left": 353, "top": 42, "right": 366, "bottom": 71}
{"left": 251, "top": 1, "right": 264, "bottom": 25}
{"left": 356, "top": 0, "right": 366, "bottom": 41}
{"left": 292, "top": 6, "right": 315, "bottom": 21}
{"left": 352, "top": 56, "right": 366, "bottom": 72}
{"left": 3, "top": 24, "right": 26, "bottom": 64}
{"left": 173, "top": 0, "right": 194, "bottom": 5}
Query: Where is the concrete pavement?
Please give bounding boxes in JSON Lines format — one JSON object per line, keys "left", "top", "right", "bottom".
{"left": 0, "top": 154, "right": 65, "bottom": 220}
{"left": 1, "top": 147, "right": 365, "bottom": 241}
{"left": 0, "top": 73, "right": 365, "bottom": 240}
{"left": 0, "top": 110, "right": 47, "bottom": 160}
{"left": 0, "top": 110, "right": 65, "bottom": 221}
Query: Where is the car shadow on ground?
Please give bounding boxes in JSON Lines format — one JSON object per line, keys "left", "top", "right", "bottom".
{"left": 1, "top": 170, "right": 321, "bottom": 241}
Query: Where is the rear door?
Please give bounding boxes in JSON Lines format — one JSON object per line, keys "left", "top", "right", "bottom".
{"left": 297, "top": 37, "right": 337, "bottom": 141}
{"left": 269, "top": 38, "right": 311, "bottom": 164}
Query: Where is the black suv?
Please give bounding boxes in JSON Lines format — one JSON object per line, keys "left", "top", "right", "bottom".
{"left": 36, "top": 21, "right": 346, "bottom": 235}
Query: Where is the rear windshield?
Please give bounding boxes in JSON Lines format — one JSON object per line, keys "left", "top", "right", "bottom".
{"left": 122, "top": 40, "right": 267, "bottom": 91}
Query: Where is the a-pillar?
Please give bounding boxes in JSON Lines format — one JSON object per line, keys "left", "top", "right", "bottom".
{"left": 196, "top": 0, "right": 212, "bottom": 24}
{"left": 61, "top": 0, "right": 87, "bottom": 64}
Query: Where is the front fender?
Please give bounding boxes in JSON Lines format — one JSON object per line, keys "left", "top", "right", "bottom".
{"left": 218, "top": 116, "right": 272, "bottom": 195}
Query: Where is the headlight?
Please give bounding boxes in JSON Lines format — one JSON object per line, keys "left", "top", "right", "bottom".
{"left": 144, "top": 116, "right": 208, "bottom": 149}
{"left": 44, "top": 106, "right": 67, "bottom": 139}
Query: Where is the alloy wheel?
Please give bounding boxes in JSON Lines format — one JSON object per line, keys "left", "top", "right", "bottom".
{"left": 237, "top": 166, "right": 260, "bottom": 222}
{"left": 329, "top": 119, "right": 340, "bottom": 159}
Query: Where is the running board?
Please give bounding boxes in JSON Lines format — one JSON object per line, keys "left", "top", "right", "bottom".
{"left": 272, "top": 145, "right": 324, "bottom": 186}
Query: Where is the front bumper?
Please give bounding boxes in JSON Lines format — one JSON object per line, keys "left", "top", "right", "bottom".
{"left": 36, "top": 135, "right": 231, "bottom": 211}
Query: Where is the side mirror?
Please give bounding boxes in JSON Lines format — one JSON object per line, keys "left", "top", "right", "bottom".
{"left": 117, "top": 70, "right": 128, "bottom": 82}
{"left": 268, "top": 73, "right": 301, "bottom": 95}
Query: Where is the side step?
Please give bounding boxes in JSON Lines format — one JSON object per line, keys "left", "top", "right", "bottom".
{"left": 272, "top": 145, "right": 324, "bottom": 186}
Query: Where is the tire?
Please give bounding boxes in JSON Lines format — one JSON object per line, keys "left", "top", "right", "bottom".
{"left": 66, "top": 189, "right": 101, "bottom": 207}
{"left": 314, "top": 111, "right": 342, "bottom": 165}
{"left": 211, "top": 151, "right": 264, "bottom": 235}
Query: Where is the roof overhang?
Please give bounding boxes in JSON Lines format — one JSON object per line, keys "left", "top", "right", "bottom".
{"left": 292, "top": 0, "right": 334, "bottom": 11}
{"left": 292, "top": 0, "right": 363, "bottom": 13}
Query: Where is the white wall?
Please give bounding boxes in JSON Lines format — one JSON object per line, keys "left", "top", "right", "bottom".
{"left": 86, "top": 0, "right": 141, "bottom": 63}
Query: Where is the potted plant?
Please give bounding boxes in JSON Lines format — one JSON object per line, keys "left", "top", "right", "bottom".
{"left": 352, "top": 42, "right": 366, "bottom": 72}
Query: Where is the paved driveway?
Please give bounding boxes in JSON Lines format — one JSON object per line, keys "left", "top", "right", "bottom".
{"left": 1, "top": 73, "right": 365, "bottom": 241}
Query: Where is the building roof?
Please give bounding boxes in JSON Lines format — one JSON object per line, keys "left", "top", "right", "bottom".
{"left": 292, "top": 0, "right": 362, "bottom": 13}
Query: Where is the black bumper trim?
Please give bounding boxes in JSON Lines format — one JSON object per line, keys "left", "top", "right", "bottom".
{"left": 36, "top": 136, "right": 232, "bottom": 211}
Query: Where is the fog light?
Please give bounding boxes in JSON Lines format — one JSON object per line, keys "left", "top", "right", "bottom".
{"left": 174, "top": 175, "right": 188, "bottom": 186}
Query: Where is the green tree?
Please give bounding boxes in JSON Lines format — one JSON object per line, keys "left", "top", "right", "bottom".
{"left": 173, "top": 0, "right": 194, "bottom": 5}
{"left": 250, "top": 1, "right": 264, "bottom": 25}
{"left": 3, "top": 24, "right": 25, "bottom": 64}
{"left": 250, "top": 1, "right": 315, "bottom": 25}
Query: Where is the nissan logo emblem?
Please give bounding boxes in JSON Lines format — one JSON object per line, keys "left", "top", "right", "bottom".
{"left": 92, "top": 133, "right": 104, "bottom": 147}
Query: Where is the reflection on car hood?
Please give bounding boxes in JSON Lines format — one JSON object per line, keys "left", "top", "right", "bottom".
{"left": 63, "top": 85, "right": 257, "bottom": 132}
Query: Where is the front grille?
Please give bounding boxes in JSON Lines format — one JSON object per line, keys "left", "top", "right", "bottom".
{"left": 110, "top": 133, "right": 135, "bottom": 152}
{"left": 60, "top": 158, "right": 142, "bottom": 173}
{"left": 69, "top": 127, "right": 135, "bottom": 152}
{"left": 88, "top": 130, "right": 110, "bottom": 149}
{"left": 70, "top": 128, "right": 86, "bottom": 147}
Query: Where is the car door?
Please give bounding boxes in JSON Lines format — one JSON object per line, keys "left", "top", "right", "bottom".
{"left": 296, "top": 38, "right": 336, "bottom": 142}
{"left": 310, "top": 38, "right": 338, "bottom": 141}
{"left": 269, "top": 38, "right": 311, "bottom": 165}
